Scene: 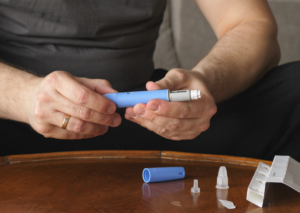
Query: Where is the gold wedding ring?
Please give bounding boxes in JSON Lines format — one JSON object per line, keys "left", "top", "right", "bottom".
{"left": 61, "top": 114, "right": 71, "bottom": 129}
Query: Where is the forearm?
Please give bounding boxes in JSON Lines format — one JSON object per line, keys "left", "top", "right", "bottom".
{"left": 0, "top": 62, "right": 39, "bottom": 123}
{"left": 192, "top": 20, "right": 280, "bottom": 103}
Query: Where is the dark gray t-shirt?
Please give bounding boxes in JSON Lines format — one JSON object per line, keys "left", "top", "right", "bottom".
{"left": 0, "top": 0, "right": 166, "bottom": 91}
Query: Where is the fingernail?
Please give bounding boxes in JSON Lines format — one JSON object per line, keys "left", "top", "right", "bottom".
{"left": 113, "top": 116, "right": 121, "bottom": 126}
{"left": 135, "top": 107, "right": 146, "bottom": 116}
{"left": 127, "top": 110, "right": 137, "bottom": 118}
{"left": 148, "top": 104, "right": 159, "bottom": 112}
{"left": 107, "top": 104, "right": 116, "bottom": 114}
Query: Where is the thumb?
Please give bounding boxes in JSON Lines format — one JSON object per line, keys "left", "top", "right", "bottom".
{"left": 148, "top": 69, "right": 190, "bottom": 91}
{"left": 76, "top": 78, "right": 118, "bottom": 95}
{"left": 146, "top": 81, "right": 163, "bottom": 91}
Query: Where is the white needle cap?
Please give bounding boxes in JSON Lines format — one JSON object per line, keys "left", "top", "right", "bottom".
{"left": 216, "top": 166, "right": 229, "bottom": 189}
{"left": 191, "top": 179, "right": 200, "bottom": 193}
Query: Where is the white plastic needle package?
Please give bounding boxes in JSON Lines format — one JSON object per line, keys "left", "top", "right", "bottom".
{"left": 218, "top": 199, "right": 236, "bottom": 209}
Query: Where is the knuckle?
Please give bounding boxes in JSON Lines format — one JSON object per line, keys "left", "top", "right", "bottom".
{"left": 168, "top": 119, "right": 181, "bottom": 131}
{"left": 99, "top": 79, "right": 111, "bottom": 87}
{"left": 75, "top": 88, "right": 89, "bottom": 104}
{"left": 210, "top": 104, "right": 217, "bottom": 116}
{"left": 148, "top": 114, "right": 156, "bottom": 123}
{"left": 84, "top": 135, "right": 92, "bottom": 139}
{"left": 101, "top": 101, "right": 111, "bottom": 113}
{"left": 179, "top": 105, "right": 190, "bottom": 118}
{"left": 156, "top": 126, "right": 168, "bottom": 136}
{"left": 99, "top": 126, "right": 109, "bottom": 135}
{"left": 69, "top": 133, "right": 79, "bottom": 140}
{"left": 44, "top": 72, "right": 59, "bottom": 86}
{"left": 78, "top": 106, "right": 92, "bottom": 119}
{"left": 36, "top": 125, "right": 51, "bottom": 135}
{"left": 200, "top": 123, "right": 210, "bottom": 132}
{"left": 169, "top": 69, "right": 187, "bottom": 81}
{"left": 33, "top": 105, "right": 46, "bottom": 120}
{"left": 52, "top": 70, "right": 67, "bottom": 77}
{"left": 171, "top": 137, "right": 181, "bottom": 141}
{"left": 36, "top": 92, "right": 50, "bottom": 104}
{"left": 73, "top": 119, "right": 86, "bottom": 133}
{"left": 187, "top": 134, "right": 197, "bottom": 140}
{"left": 103, "top": 114, "right": 114, "bottom": 125}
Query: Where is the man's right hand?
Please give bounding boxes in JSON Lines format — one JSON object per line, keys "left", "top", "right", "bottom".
{"left": 27, "top": 71, "right": 121, "bottom": 139}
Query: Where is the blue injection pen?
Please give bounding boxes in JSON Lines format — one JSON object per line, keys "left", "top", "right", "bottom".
{"left": 104, "top": 89, "right": 201, "bottom": 108}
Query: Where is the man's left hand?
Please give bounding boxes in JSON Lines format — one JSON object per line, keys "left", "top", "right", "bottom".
{"left": 125, "top": 68, "right": 217, "bottom": 140}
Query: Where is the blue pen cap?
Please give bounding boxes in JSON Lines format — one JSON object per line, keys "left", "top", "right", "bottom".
{"left": 142, "top": 167, "right": 185, "bottom": 183}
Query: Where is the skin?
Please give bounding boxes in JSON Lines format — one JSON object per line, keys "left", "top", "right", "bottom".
{"left": 0, "top": 64, "right": 121, "bottom": 139}
{"left": 124, "top": 0, "right": 280, "bottom": 140}
{"left": 0, "top": 0, "right": 280, "bottom": 140}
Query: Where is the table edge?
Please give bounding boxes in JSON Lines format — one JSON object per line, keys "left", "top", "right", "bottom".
{"left": 0, "top": 151, "right": 272, "bottom": 167}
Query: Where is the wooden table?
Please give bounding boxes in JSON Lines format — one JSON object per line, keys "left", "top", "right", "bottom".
{"left": 0, "top": 151, "right": 299, "bottom": 212}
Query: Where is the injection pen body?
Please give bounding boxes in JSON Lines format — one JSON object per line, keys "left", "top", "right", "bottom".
{"left": 104, "top": 89, "right": 201, "bottom": 108}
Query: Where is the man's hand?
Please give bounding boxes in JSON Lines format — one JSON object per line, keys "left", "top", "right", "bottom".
{"left": 125, "top": 69, "right": 217, "bottom": 140}
{"left": 27, "top": 71, "right": 121, "bottom": 139}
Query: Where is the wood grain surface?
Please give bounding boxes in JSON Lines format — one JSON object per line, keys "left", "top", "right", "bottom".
{"left": 4, "top": 150, "right": 161, "bottom": 164}
{"left": 0, "top": 151, "right": 299, "bottom": 213}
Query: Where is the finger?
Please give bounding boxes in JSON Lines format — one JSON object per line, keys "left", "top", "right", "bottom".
{"left": 125, "top": 108, "right": 200, "bottom": 140}
{"left": 33, "top": 123, "right": 92, "bottom": 140}
{"left": 146, "top": 81, "right": 162, "bottom": 91}
{"left": 76, "top": 78, "right": 118, "bottom": 95}
{"left": 49, "top": 112, "right": 109, "bottom": 136}
{"left": 145, "top": 99, "right": 204, "bottom": 119}
{"left": 48, "top": 71, "right": 116, "bottom": 114}
{"left": 152, "top": 69, "right": 191, "bottom": 90}
{"left": 125, "top": 107, "right": 172, "bottom": 139}
{"left": 43, "top": 126, "right": 96, "bottom": 140}
{"left": 132, "top": 104, "right": 209, "bottom": 132}
{"left": 54, "top": 91, "right": 121, "bottom": 127}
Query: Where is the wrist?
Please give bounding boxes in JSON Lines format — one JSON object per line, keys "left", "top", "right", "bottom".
{"left": 0, "top": 64, "right": 41, "bottom": 123}
{"left": 190, "top": 68, "right": 213, "bottom": 94}
{"left": 191, "top": 62, "right": 227, "bottom": 103}
{"left": 22, "top": 75, "right": 42, "bottom": 124}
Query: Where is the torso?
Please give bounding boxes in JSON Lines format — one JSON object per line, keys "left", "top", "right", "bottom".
{"left": 0, "top": 0, "right": 167, "bottom": 91}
